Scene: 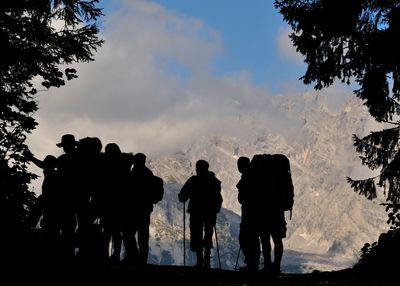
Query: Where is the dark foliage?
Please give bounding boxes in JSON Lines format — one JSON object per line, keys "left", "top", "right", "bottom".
{"left": 354, "top": 228, "right": 400, "bottom": 283}
{"left": 274, "top": 0, "right": 400, "bottom": 122}
{"left": 274, "top": 0, "right": 400, "bottom": 275}
{"left": 0, "top": 0, "right": 103, "bottom": 254}
{"left": 274, "top": 0, "right": 400, "bottom": 220}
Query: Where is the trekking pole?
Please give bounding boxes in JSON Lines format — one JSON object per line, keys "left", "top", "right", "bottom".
{"left": 183, "top": 201, "right": 186, "bottom": 266}
{"left": 214, "top": 226, "right": 221, "bottom": 269}
{"left": 234, "top": 247, "right": 241, "bottom": 271}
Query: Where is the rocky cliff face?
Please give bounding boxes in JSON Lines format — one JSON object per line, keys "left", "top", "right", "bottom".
{"left": 145, "top": 93, "right": 388, "bottom": 273}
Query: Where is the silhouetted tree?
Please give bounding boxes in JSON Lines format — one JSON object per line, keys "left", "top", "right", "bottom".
{"left": 274, "top": 0, "right": 400, "bottom": 227}
{"left": 0, "top": 0, "right": 104, "bottom": 257}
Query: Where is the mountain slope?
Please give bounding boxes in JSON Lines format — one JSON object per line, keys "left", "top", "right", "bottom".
{"left": 146, "top": 93, "right": 388, "bottom": 273}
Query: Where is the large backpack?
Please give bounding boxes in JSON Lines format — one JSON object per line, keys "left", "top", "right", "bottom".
{"left": 249, "top": 153, "right": 294, "bottom": 218}
{"left": 270, "top": 154, "right": 294, "bottom": 217}
{"left": 151, "top": 175, "right": 164, "bottom": 204}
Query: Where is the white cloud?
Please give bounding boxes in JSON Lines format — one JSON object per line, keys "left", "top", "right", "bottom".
{"left": 28, "top": 0, "right": 273, "bottom": 157}
{"left": 26, "top": 0, "right": 335, "bottom": 191}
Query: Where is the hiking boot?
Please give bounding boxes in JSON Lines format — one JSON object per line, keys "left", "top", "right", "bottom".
{"left": 120, "top": 257, "right": 138, "bottom": 268}
{"left": 109, "top": 254, "right": 120, "bottom": 265}
{"left": 239, "top": 264, "right": 258, "bottom": 273}
{"left": 272, "top": 262, "right": 281, "bottom": 276}
{"left": 261, "top": 263, "right": 280, "bottom": 277}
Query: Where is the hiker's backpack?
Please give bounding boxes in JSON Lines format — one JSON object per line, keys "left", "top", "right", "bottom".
{"left": 249, "top": 153, "right": 294, "bottom": 215}
{"left": 151, "top": 175, "right": 164, "bottom": 204}
{"left": 270, "top": 153, "right": 294, "bottom": 213}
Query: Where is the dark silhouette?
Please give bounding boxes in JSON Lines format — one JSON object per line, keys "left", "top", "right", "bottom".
{"left": 25, "top": 154, "right": 57, "bottom": 227}
{"left": 101, "top": 143, "right": 128, "bottom": 264}
{"left": 275, "top": 2, "right": 400, "bottom": 275}
{"left": 0, "top": 5, "right": 103, "bottom": 268}
{"left": 178, "top": 160, "right": 223, "bottom": 269}
{"left": 237, "top": 153, "right": 294, "bottom": 275}
{"left": 355, "top": 228, "right": 400, "bottom": 284}
{"left": 26, "top": 153, "right": 68, "bottom": 263}
{"left": 74, "top": 136, "right": 107, "bottom": 265}
{"left": 54, "top": 134, "right": 80, "bottom": 262}
{"left": 124, "top": 152, "right": 164, "bottom": 267}
{"left": 236, "top": 156, "right": 260, "bottom": 272}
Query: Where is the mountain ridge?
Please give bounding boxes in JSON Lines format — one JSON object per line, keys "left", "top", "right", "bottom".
{"left": 145, "top": 92, "right": 388, "bottom": 273}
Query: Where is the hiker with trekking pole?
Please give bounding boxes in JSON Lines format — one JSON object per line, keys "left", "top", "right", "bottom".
{"left": 235, "top": 156, "right": 260, "bottom": 272}
{"left": 235, "top": 154, "right": 294, "bottom": 275}
{"left": 178, "top": 159, "right": 223, "bottom": 269}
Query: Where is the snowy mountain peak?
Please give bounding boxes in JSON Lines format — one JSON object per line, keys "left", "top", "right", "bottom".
{"left": 147, "top": 92, "right": 388, "bottom": 273}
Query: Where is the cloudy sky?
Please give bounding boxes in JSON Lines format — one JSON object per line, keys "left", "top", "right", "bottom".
{"left": 27, "top": 0, "right": 343, "bottom": 188}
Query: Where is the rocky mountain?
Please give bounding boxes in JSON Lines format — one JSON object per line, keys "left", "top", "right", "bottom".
{"left": 144, "top": 92, "right": 389, "bottom": 273}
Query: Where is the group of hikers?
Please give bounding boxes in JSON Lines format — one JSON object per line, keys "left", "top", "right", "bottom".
{"left": 27, "top": 134, "right": 164, "bottom": 267}
{"left": 27, "top": 133, "right": 294, "bottom": 275}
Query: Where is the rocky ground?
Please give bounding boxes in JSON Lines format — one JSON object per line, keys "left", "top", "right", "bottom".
{"left": 7, "top": 262, "right": 386, "bottom": 286}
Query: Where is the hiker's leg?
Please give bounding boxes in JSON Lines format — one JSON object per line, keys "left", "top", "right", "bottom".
{"left": 204, "top": 247, "right": 211, "bottom": 269}
{"left": 260, "top": 233, "right": 272, "bottom": 271}
{"left": 111, "top": 231, "right": 122, "bottom": 263}
{"left": 121, "top": 229, "right": 139, "bottom": 266}
{"left": 270, "top": 211, "right": 287, "bottom": 274}
{"left": 272, "top": 235, "right": 283, "bottom": 274}
{"left": 137, "top": 213, "right": 151, "bottom": 265}
{"left": 203, "top": 215, "right": 215, "bottom": 249}
{"left": 189, "top": 215, "right": 203, "bottom": 266}
{"left": 241, "top": 225, "right": 260, "bottom": 271}
{"left": 196, "top": 250, "right": 204, "bottom": 268}
{"left": 239, "top": 239, "right": 260, "bottom": 271}
{"left": 239, "top": 221, "right": 251, "bottom": 265}
{"left": 203, "top": 215, "right": 216, "bottom": 269}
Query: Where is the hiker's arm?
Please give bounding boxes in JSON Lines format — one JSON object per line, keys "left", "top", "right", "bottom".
{"left": 178, "top": 177, "right": 193, "bottom": 202}
{"left": 27, "top": 151, "right": 45, "bottom": 169}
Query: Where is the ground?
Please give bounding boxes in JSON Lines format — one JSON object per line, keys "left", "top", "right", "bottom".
{"left": 7, "top": 262, "right": 384, "bottom": 286}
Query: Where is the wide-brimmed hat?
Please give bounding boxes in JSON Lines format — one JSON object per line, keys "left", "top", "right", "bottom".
{"left": 56, "top": 134, "right": 77, "bottom": 147}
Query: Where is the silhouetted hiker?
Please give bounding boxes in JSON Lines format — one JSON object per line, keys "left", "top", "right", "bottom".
{"left": 26, "top": 153, "right": 66, "bottom": 262}
{"left": 54, "top": 134, "right": 79, "bottom": 262}
{"left": 74, "top": 136, "right": 106, "bottom": 264}
{"left": 101, "top": 143, "right": 132, "bottom": 264}
{"left": 236, "top": 156, "right": 260, "bottom": 272}
{"left": 25, "top": 154, "right": 55, "bottom": 227}
{"left": 119, "top": 152, "right": 139, "bottom": 267}
{"left": 245, "top": 153, "right": 292, "bottom": 275}
{"left": 178, "top": 160, "right": 223, "bottom": 269}
{"left": 116, "top": 152, "right": 137, "bottom": 265}
{"left": 127, "top": 152, "right": 164, "bottom": 266}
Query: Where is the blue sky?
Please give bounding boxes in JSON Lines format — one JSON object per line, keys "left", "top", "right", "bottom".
{"left": 101, "top": 0, "right": 306, "bottom": 90}
{"left": 151, "top": 0, "right": 304, "bottom": 86}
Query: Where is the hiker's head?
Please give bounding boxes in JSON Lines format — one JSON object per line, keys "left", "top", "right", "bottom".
{"left": 90, "top": 137, "right": 103, "bottom": 154}
{"left": 195, "top": 159, "right": 209, "bottom": 175}
{"left": 43, "top": 155, "right": 57, "bottom": 170}
{"left": 133, "top": 152, "right": 146, "bottom": 167}
{"left": 237, "top": 156, "right": 250, "bottom": 174}
{"left": 78, "top": 137, "right": 102, "bottom": 156}
{"left": 105, "top": 143, "right": 121, "bottom": 156}
{"left": 56, "top": 134, "right": 77, "bottom": 153}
